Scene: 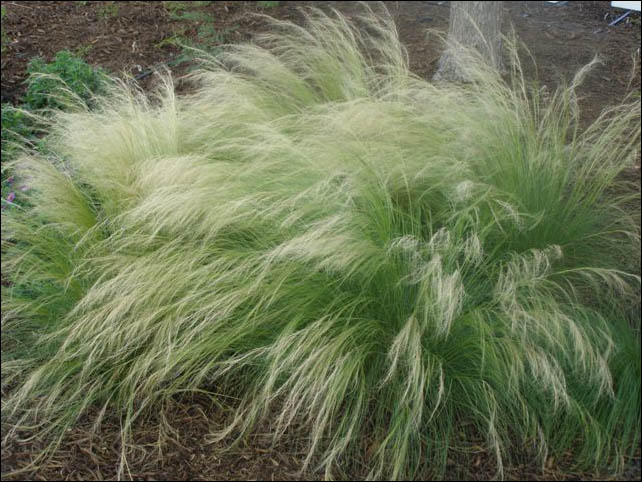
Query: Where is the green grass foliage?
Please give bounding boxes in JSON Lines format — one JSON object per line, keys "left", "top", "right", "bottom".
{"left": 1, "top": 6, "right": 640, "bottom": 480}
{"left": 1, "top": 104, "right": 35, "bottom": 162}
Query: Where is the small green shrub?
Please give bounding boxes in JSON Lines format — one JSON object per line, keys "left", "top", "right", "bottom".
{"left": 24, "top": 51, "right": 107, "bottom": 110}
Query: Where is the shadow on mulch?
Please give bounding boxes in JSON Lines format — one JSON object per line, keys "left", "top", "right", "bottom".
{"left": 2, "top": 392, "right": 640, "bottom": 481}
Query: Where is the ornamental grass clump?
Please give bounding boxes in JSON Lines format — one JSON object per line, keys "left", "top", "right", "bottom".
{"left": 1, "top": 5, "right": 640, "bottom": 480}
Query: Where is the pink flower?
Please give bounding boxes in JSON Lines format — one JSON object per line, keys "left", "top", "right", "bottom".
{"left": 7, "top": 192, "right": 16, "bottom": 203}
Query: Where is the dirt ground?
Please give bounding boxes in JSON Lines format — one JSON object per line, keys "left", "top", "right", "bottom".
{"left": 2, "top": 1, "right": 641, "bottom": 115}
{"left": 1, "top": 1, "right": 641, "bottom": 480}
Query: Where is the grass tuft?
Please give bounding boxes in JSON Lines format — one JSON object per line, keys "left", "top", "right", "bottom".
{"left": 1, "top": 5, "right": 640, "bottom": 480}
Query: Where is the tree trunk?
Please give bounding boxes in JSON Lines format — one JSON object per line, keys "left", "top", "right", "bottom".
{"left": 433, "top": 1, "right": 504, "bottom": 83}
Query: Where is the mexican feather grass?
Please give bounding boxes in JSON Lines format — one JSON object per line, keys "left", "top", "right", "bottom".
{"left": 1, "top": 5, "right": 640, "bottom": 480}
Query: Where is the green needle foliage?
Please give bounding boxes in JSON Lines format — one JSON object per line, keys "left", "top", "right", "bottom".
{"left": 1, "top": 5, "right": 640, "bottom": 480}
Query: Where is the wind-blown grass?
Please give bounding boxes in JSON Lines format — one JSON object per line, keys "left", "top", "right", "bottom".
{"left": 1, "top": 5, "right": 640, "bottom": 480}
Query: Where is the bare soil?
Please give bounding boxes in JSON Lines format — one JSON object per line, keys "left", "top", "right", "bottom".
{"left": 1, "top": 1, "right": 640, "bottom": 480}
{"left": 2, "top": 1, "right": 640, "bottom": 120}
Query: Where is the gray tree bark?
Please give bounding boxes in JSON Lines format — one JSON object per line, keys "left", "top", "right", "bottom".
{"left": 433, "top": 1, "right": 504, "bottom": 83}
